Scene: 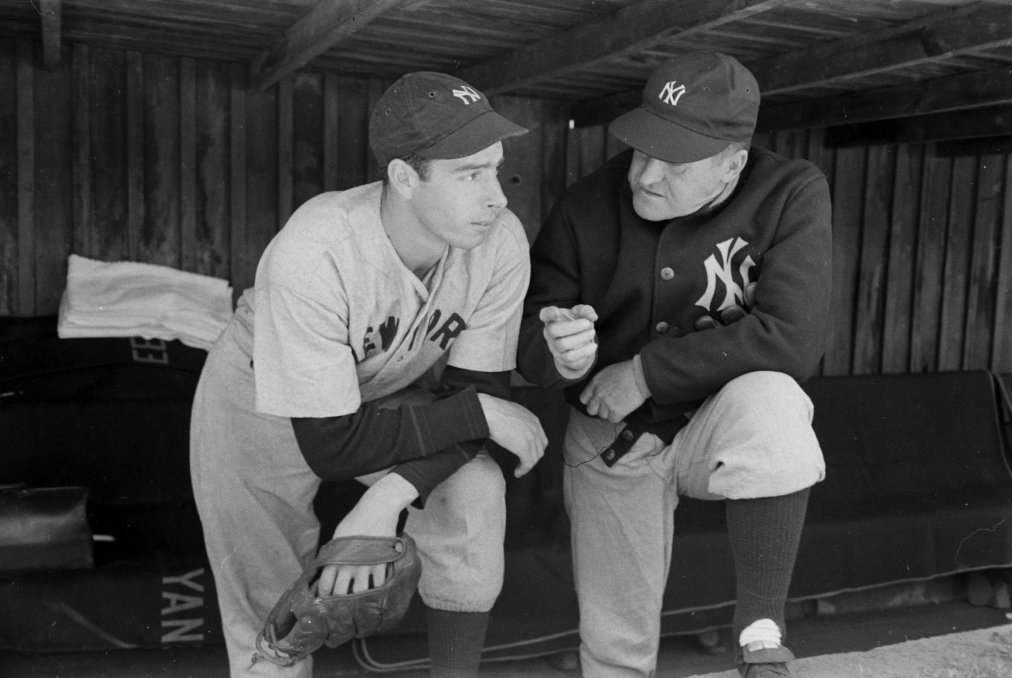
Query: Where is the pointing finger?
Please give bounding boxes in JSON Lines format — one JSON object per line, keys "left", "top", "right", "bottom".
{"left": 572, "top": 304, "right": 599, "bottom": 322}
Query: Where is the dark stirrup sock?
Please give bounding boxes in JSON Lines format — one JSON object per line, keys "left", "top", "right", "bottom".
{"left": 726, "top": 487, "right": 811, "bottom": 643}
{"left": 426, "top": 607, "right": 490, "bottom": 678}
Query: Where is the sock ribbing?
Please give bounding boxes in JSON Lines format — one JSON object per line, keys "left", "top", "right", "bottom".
{"left": 426, "top": 607, "right": 490, "bottom": 678}
{"left": 726, "top": 487, "right": 810, "bottom": 644}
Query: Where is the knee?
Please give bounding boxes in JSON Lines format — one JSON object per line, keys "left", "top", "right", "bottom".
{"left": 706, "top": 372, "right": 825, "bottom": 498}
{"left": 437, "top": 453, "right": 507, "bottom": 518}
{"left": 720, "top": 371, "right": 813, "bottom": 423}
{"left": 410, "top": 454, "right": 507, "bottom": 611}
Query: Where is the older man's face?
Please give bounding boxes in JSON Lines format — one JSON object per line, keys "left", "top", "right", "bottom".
{"left": 627, "top": 149, "right": 741, "bottom": 221}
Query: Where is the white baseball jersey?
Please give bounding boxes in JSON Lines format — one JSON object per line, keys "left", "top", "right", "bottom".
{"left": 236, "top": 181, "right": 530, "bottom": 418}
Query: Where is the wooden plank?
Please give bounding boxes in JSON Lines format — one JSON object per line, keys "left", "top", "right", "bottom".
{"left": 937, "top": 136, "right": 1012, "bottom": 157}
{"left": 751, "top": 3, "right": 1012, "bottom": 96}
{"left": 229, "top": 62, "right": 247, "bottom": 301}
{"left": 277, "top": 76, "right": 293, "bottom": 221}
{"left": 292, "top": 71, "right": 323, "bottom": 210}
{"left": 758, "top": 64, "right": 1012, "bottom": 132}
{"left": 851, "top": 144, "right": 894, "bottom": 375}
{"left": 38, "top": 0, "right": 61, "bottom": 71}
{"left": 805, "top": 127, "right": 835, "bottom": 194}
{"left": 194, "top": 59, "right": 231, "bottom": 280}
{"left": 822, "top": 145, "right": 866, "bottom": 376}
{"left": 993, "top": 155, "right": 1012, "bottom": 374}
{"left": 72, "top": 43, "right": 92, "bottom": 259}
{"left": 824, "top": 105, "right": 1012, "bottom": 146}
{"left": 335, "top": 75, "right": 369, "bottom": 190}
{"left": 179, "top": 56, "right": 196, "bottom": 271}
{"left": 32, "top": 40, "right": 73, "bottom": 315}
{"left": 574, "top": 124, "right": 608, "bottom": 182}
{"left": 570, "top": 89, "right": 640, "bottom": 129}
{"left": 937, "top": 155, "right": 976, "bottom": 371}
{"left": 17, "top": 39, "right": 34, "bottom": 315}
{"left": 962, "top": 153, "right": 1003, "bottom": 369}
{"left": 89, "top": 47, "right": 127, "bottom": 262}
{"left": 458, "top": 0, "right": 793, "bottom": 95}
{"left": 802, "top": 128, "right": 835, "bottom": 376}
{"left": 574, "top": 3, "right": 1012, "bottom": 128}
{"left": 538, "top": 99, "right": 571, "bottom": 236}
{"left": 909, "top": 145, "right": 951, "bottom": 373}
{"left": 881, "top": 144, "right": 923, "bottom": 374}
{"left": 493, "top": 95, "right": 543, "bottom": 245}
{"left": 138, "top": 51, "right": 182, "bottom": 269}
{"left": 0, "top": 38, "right": 18, "bottom": 314}
{"left": 564, "top": 123, "right": 581, "bottom": 188}
{"left": 125, "top": 50, "right": 143, "bottom": 260}
{"left": 249, "top": 0, "right": 408, "bottom": 92}
{"left": 244, "top": 84, "right": 279, "bottom": 293}
{"left": 365, "top": 78, "right": 386, "bottom": 183}
{"left": 323, "top": 71, "right": 340, "bottom": 191}
{"left": 779, "top": 128, "right": 809, "bottom": 160}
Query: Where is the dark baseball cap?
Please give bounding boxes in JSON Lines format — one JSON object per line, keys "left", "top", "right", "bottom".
{"left": 609, "top": 53, "right": 760, "bottom": 164}
{"left": 369, "top": 72, "right": 528, "bottom": 168}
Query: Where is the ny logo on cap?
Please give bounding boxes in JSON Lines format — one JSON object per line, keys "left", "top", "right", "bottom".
{"left": 658, "top": 81, "right": 687, "bottom": 106}
{"left": 452, "top": 85, "right": 481, "bottom": 105}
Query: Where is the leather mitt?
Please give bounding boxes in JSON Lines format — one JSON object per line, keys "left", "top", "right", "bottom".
{"left": 255, "top": 534, "right": 421, "bottom": 666}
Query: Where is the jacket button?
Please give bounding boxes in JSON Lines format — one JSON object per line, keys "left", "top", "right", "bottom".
{"left": 660, "top": 267, "right": 674, "bottom": 281}
{"left": 655, "top": 321, "right": 670, "bottom": 334}
{"left": 620, "top": 429, "right": 635, "bottom": 442}
{"left": 602, "top": 449, "right": 616, "bottom": 462}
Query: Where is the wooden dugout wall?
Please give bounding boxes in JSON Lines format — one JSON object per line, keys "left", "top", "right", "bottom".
{"left": 2, "top": 38, "right": 1010, "bottom": 377}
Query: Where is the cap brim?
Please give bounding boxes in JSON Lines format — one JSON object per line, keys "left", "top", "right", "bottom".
{"left": 609, "top": 107, "right": 730, "bottom": 164}
{"left": 419, "top": 110, "right": 528, "bottom": 160}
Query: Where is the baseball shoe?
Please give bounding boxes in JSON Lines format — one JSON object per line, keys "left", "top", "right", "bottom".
{"left": 739, "top": 661, "right": 794, "bottom": 677}
{"left": 737, "top": 644, "right": 795, "bottom": 677}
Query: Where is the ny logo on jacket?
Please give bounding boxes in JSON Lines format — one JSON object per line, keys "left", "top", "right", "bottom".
{"left": 695, "top": 237, "right": 756, "bottom": 313}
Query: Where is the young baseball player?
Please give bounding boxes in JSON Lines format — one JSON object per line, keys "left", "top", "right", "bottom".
{"left": 516, "top": 53, "right": 831, "bottom": 678}
{"left": 190, "top": 71, "right": 547, "bottom": 677}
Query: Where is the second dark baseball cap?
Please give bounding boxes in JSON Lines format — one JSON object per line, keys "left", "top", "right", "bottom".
{"left": 369, "top": 72, "right": 528, "bottom": 169}
{"left": 609, "top": 53, "right": 760, "bottom": 164}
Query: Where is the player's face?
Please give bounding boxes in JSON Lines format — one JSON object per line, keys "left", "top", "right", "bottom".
{"left": 627, "top": 149, "right": 734, "bottom": 221}
{"left": 411, "top": 142, "right": 508, "bottom": 250}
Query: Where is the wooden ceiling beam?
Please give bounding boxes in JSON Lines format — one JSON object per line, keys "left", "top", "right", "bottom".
{"left": 249, "top": 0, "right": 418, "bottom": 92}
{"left": 38, "top": 0, "right": 62, "bottom": 70}
{"left": 824, "top": 104, "right": 1012, "bottom": 146}
{"left": 757, "top": 63, "right": 1012, "bottom": 132}
{"left": 455, "top": 0, "right": 796, "bottom": 95}
{"left": 750, "top": 2, "right": 1012, "bottom": 96}
{"left": 571, "top": 2, "right": 1012, "bottom": 128}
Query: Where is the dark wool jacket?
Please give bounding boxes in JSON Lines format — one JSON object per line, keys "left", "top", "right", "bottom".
{"left": 517, "top": 147, "right": 832, "bottom": 439}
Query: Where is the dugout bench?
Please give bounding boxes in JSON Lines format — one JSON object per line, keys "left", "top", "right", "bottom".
{"left": 1, "top": 318, "right": 1011, "bottom": 667}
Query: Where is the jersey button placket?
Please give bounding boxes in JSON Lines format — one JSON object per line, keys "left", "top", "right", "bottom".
{"left": 655, "top": 265, "right": 676, "bottom": 336}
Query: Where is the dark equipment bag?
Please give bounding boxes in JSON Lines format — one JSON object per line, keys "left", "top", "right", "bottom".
{"left": 0, "top": 316, "right": 206, "bottom": 505}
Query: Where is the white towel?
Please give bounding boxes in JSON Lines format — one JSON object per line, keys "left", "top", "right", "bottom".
{"left": 57, "top": 254, "right": 234, "bottom": 351}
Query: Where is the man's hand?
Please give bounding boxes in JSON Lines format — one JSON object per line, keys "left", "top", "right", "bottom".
{"left": 580, "top": 359, "right": 647, "bottom": 424}
{"left": 317, "top": 473, "right": 418, "bottom": 597}
{"left": 477, "top": 394, "right": 548, "bottom": 478}
{"left": 540, "top": 305, "right": 598, "bottom": 378}
{"left": 695, "top": 282, "right": 757, "bottom": 331}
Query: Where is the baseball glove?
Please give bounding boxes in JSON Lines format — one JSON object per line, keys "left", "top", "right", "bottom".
{"left": 255, "top": 534, "right": 421, "bottom": 667}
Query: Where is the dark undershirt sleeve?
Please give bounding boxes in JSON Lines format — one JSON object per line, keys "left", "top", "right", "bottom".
{"left": 291, "top": 385, "right": 488, "bottom": 480}
{"left": 440, "top": 365, "right": 512, "bottom": 400}
{"left": 389, "top": 367, "right": 513, "bottom": 503}
{"left": 290, "top": 367, "right": 511, "bottom": 505}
